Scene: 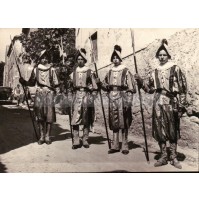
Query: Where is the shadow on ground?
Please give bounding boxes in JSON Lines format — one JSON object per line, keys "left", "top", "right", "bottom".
{"left": 51, "top": 130, "right": 71, "bottom": 142}
{"left": 0, "top": 161, "right": 7, "bottom": 173}
{"left": 128, "top": 141, "right": 142, "bottom": 150}
{"left": 0, "top": 105, "right": 66, "bottom": 155}
{"left": 88, "top": 135, "right": 107, "bottom": 145}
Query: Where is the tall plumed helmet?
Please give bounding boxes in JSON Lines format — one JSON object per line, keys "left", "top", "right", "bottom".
{"left": 161, "top": 39, "right": 168, "bottom": 46}
{"left": 111, "top": 44, "right": 122, "bottom": 62}
{"left": 156, "top": 38, "right": 171, "bottom": 59}
{"left": 76, "top": 48, "right": 87, "bottom": 63}
{"left": 80, "top": 48, "right": 86, "bottom": 55}
{"left": 114, "top": 45, "right": 122, "bottom": 53}
{"left": 38, "top": 49, "right": 51, "bottom": 62}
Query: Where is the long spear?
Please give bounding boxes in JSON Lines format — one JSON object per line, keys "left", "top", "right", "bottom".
{"left": 130, "top": 30, "right": 150, "bottom": 163}
{"left": 89, "top": 33, "right": 111, "bottom": 149}
{"left": 10, "top": 36, "right": 39, "bottom": 141}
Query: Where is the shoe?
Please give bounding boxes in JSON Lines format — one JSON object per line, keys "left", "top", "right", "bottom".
{"left": 45, "top": 139, "right": 52, "bottom": 145}
{"left": 83, "top": 144, "right": 90, "bottom": 148}
{"left": 122, "top": 150, "right": 129, "bottom": 155}
{"left": 82, "top": 140, "right": 90, "bottom": 148}
{"left": 45, "top": 137, "right": 52, "bottom": 145}
{"left": 38, "top": 139, "right": 45, "bottom": 145}
{"left": 72, "top": 144, "right": 80, "bottom": 149}
{"left": 108, "top": 149, "right": 120, "bottom": 154}
{"left": 154, "top": 159, "right": 168, "bottom": 167}
{"left": 170, "top": 158, "right": 182, "bottom": 169}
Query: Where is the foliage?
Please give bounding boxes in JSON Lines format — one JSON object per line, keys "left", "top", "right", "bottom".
{"left": 19, "top": 28, "right": 77, "bottom": 67}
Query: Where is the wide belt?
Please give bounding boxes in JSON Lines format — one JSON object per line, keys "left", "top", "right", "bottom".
{"left": 74, "top": 87, "right": 89, "bottom": 92}
{"left": 109, "top": 86, "right": 127, "bottom": 91}
{"left": 156, "top": 89, "right": 177, "bottom": 98}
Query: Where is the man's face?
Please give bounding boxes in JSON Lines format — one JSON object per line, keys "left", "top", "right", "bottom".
{"left": 77, "top": 56, "right": 85, "bottom": 67}
{"left": 113, "top": 56, "right": 121, "bottom": 66}
{"left": 158, "top": 50, "right": 169, "bottom": 65}
{"left": 40, "top": 56, "right": 48, "bottom": 65}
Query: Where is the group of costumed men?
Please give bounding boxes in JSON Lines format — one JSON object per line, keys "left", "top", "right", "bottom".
{"left": 19, "top": 39, "right": 187, "bottom": 169}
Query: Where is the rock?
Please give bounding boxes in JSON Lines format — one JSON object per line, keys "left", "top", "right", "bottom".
{"left": 190, "top": 116, "right": 199, "bottom": 124}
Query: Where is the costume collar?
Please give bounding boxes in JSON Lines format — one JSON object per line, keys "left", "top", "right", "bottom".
{"left": 38, "top": 64, "right": 51, "bottom": 71}
{"left": 76, "top": 65, "right": 89, "bottom": 73}
{"left": 111, "top": 64, "right": 126, "bottom": 72}
{"left": 156, "top": 61, "right": 176, "bottom": 71}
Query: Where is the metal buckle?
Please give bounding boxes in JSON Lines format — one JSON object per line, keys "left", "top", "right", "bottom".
{"left": 112, "top": 86, "right": 118, "bottom": 91}
{"left": 79, "top": 88, "right": 85, "bottom": 92}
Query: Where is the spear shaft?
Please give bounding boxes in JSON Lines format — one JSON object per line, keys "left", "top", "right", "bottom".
{"left": 130, "top": 30, "right": 150, "bottom": 163}
{"left": 10, "top": 36, "right": 39, "bottom": 141}
{"left": 89, "top": 33, "right": 111, "bottom": 149}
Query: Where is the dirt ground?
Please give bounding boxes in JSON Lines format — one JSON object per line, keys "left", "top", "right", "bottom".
{"left": 0, "top": 102, "right": 198, "bottom": 173}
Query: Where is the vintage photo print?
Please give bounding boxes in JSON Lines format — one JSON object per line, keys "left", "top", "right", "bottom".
{"left": 0, "top": 28, "right": 198, "bottom": 173}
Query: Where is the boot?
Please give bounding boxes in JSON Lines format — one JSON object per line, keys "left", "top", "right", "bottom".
{"left": 38, "top": 136, "right": 45, "bottom": 145}
{"left": 72, "top": 126, "right": 80, "bottom": 149}
{"left": 121, "top": 129, "right": 129, "bottom": 155}
{"left": 170, "top": 158, "right": 182, "bottom": 169}
{"left": 38, "top": 122, "right": 45, "bottom": 145}
{"left": 154, "top": 142, "right": 168, "bottom": 167}
{"left": 170, "top": 142, "right": 182, "bottom": 169}
{"left": 82, "top": 127, "right": 89, "bottom": 148}
{"left": 45, "top": 123, "right": 52, "bottom": 145}
{"left": 108, "top": 131, "right": 120, "bottom": 154}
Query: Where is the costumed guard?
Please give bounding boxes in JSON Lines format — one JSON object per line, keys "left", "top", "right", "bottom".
{"left": 135, "top": 39, "right": 187, "bottom": 169}
{"left": 100, "top": 45, "right": 136, "bottom": 155}
{"left": 70, "top": 48, "right": 98, "bottom": 149}
{"left": 19, "top": 50, "right": 60, "bottom": 145}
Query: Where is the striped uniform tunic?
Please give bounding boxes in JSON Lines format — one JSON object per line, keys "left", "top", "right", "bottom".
{"left": 26, "top": 64, "right": 59, "bottom": 123}
{"left": 70, "top": 66, "right": 98, "bottom": 126}
{"left": 102, "top": 65, "right": 136, "bottom": 130}
{"left": 143, "top": 62, "right": 187, "bottom": 142}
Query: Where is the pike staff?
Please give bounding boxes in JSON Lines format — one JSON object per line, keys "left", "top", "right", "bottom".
{"left": 10, "top": 36, "right": 39, "bottom": 140}
{"left": 130, "top": 29, "right": 150, "bottom": 163}
{"left": 89, "top": 33, "right": 111, "bottom": 149}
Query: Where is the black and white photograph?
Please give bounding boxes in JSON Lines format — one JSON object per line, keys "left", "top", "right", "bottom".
{"left": 1, "top": 1, "right": 199, "bottom": 201}
{"left": 0, "top": 28, "right": 198, "bottom": 173}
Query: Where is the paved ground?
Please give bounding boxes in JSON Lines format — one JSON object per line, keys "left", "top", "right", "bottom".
{"left": 0, "top": 103, "right": 198, "bottom": 173}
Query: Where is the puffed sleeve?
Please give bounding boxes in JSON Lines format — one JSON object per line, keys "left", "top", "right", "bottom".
{"left": 26, "top": 68, "right": 37, "bottom": 86}
{"left": 126, "top": 70, "right": 136, "bottom": 94}
{"left": 176, "top": 66, "right": 187, "bottom": 107}
{"left": 141, "top": 73, "right": 156, "bottom": 94}
{"left": 51, "top": 67, "right": 60, "bottom": 87}
{"left": 90, "top": 71, "right": 98, "bottom": 97}
{"left": 101, "top": 72, "right": 110, "bottom": 92}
